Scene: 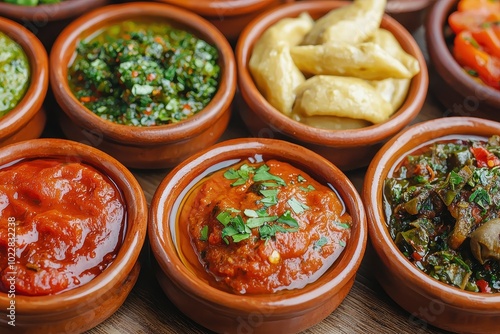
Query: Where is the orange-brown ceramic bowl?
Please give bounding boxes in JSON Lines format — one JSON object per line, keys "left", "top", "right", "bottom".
{"left": 0, "top": 0, "right": 111, "bottom": 49}
{"left": 236, "top": 1, "right": 428, "bottom": 171}
{"left": 152, "top": 0, "right": 293, "bottom": 42}
{"left": 0, "top": 138, "right": 148, "bottom": 334}
{"left": 363, "top": 117, "right": 500, "bottom": 334}
{"left": 50, "top": 2, "right": 236, "bottom": 169}
{"left": 0, "top": 17, "right": 47, "bottom": 148}
{"left": 149, "top": 138, "right": 367, "bottom": 333}
{"left": 426, "top": 0, "right": 500, "bottom": 121}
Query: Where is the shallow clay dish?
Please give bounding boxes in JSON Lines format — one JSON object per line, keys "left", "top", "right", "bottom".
{"left": 149, "top": 138, "right": 367, "bottom": 333}
{"left": 153, "top": 0, "right": 293, "bottom": 42}
{"left": 0, "top": 17, "right": 48, "bottom": 148}
{"left": 50, "top": 2, "right": 236, "bottom": 169}
{"left": 426, "top": 0, "right": 500, "bottom": 121}
{"left": 363, "top": 117, "right": 500, "bottom": 334}
{"left": 0, "top": 138, "right": 147, "bottom": 334}
{"left": 236, "top": 1, "right": 428, "bottom": 171}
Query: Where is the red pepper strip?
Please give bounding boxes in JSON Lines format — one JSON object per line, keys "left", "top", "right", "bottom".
{"left": 454, "top": 31, "right": 500, "bottom": 90}
{"left": 472, "top": 26, "right": 500, "bottom": 58}
{"left": 470, "top": 146, "right": 500, "bottom": 168}
{"left": 476, "top": 279, "right": 492, "bottom": 293}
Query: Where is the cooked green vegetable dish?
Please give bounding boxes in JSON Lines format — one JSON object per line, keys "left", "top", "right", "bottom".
{"left": 68, "top": 21, "right": 221, "bottom": 126}
{"left": 0, "top": 32, "right": 30, "bottom": 117}
{"left": 384, "top": 136, "right": 500, "bottom": 293}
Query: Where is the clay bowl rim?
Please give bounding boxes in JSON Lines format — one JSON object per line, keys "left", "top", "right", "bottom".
{"left": 0, "top": 0, "right": 111, "bottom": 22}
{"left": 236, "top": 0, "right": 429, "bottom": 147}
{"left": 385, "top": 0, "right": 436, "bottom": 13}
{"left": 364, "top": 117, "right": 500, "bottom": 309}
{"left": 0, "top": 16, "right": 48, "bottom": 141}
{"left": 151, "top": 0, "right": 284, "bottom": 17}
{"left": 149, "top": 137, "right": 367, "bottom": 315}
{"left": 425, "top": 0, "right": 500, "bottom": 108}
{"left": 50, "top": 2, "right": 236, "bottom": 145}
{"left": 0, "top": 138, "right": 148, "bottom": 313}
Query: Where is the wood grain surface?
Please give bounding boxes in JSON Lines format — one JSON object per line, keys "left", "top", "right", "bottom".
{"left": 80, "top": 27, "right": 455, "bottom": 334}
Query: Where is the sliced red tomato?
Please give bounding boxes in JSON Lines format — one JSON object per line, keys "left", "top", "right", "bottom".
{"left": 458, "top": 0, "right": 500, "bottom": 12}
{"left": 476, "top": 279, "right": 492, "bottom": 293}
{"left": 470, "top": 146, "right": 500, "bottom": 168}
{"left": 448, "top": 10, "right": 500, "bottom": 34}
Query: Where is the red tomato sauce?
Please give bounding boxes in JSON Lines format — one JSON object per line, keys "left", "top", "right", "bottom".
{"left": 178, "top": 159, "right": 351, "bottom": 294}
{"left": 0, "top": 159, "right": 125, "bottom": 296}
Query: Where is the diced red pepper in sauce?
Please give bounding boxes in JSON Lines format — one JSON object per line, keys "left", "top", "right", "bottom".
{"left": 471, "top": 146, "right": 500, "bottom": 168}
{"left": 178, "top": 160, "right": 351, "bottom": 295}
{"left": 477, "top": 279, "right": 492, "bottom": 293}
{"left": 0, "top": 159, "right": 125, "bottom": 296}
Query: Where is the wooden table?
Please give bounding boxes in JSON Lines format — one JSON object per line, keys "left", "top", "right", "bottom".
{"left": 79, "top": 27, "right": 453, "bottom": 334}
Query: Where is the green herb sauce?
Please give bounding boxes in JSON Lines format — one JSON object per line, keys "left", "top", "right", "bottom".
{"left": 68, "top": 21, "right": 221, "bottom": 126}
{"left": 0, "top": 32, "right": 30, "bottom": 117}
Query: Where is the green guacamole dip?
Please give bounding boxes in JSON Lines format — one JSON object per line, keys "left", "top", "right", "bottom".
{"left": 0, "top": 32, "right": 30, "bottom": 117}
{"left": 68, "top": 21, "right": 221, "bottom": 127}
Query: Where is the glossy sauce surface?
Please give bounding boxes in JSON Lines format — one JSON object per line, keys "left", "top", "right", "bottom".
{"left": 178, "top": 159, "right": 351, "bottom": 294}
{"left": 0, "top": 159, "right": 125, "bottom": 296}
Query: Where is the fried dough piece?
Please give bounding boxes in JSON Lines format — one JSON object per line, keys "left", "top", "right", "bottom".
{"left": 293, "top": 75, "right": 393, "bottom": 124}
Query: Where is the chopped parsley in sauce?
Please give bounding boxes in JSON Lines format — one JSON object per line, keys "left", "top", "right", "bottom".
{"left": 68, "top": 21, "right": 221, "bottom": 126}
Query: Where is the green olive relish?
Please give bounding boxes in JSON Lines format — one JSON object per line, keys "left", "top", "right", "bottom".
{"left": 384, "top": 136, "right": 500, "bottom": 293}
{"left": 0, "top": 32, "right": 30, "bottom": 117}
{"left": 68, "top": 21, "right": 221, "bottom": 126}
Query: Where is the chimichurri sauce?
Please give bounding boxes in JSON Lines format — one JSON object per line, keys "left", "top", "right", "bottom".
{"left": 0, "top": 32, "right": 30, "bottom": 117}
{"left": 68, "top": 21, "right": 221, "bottom": 126}
{"left": 384, "top": 136, "right": 500, "bottom": 293}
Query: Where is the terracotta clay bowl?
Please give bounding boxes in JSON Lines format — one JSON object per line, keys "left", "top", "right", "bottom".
{"left": 236, "top": 1, "right": 428, "bottom": 171}
{"left": 149, "top": 138, "right": 367, "bottom": 333}
{"left": 426, "top": 0, "right": 500, "bottom": 121}
{"left": 0, "top": 16, "right": 47, "bottom": 148}
{"left": 50, "top": 2, "right": 236, "bottom": 169}
{"left": 152, "top": 0, "right": 293, "bottom": 42}
{"left": 0, "top": 0, "right": 112, "bottom": 49}
{"left": 0, "top": 138, "right": 147, "bottom": 334}
{"left": 364, "top": 117, "right": 500, "bottom": 334}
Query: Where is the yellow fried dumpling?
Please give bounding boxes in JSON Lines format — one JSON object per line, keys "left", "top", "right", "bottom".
{"left": 249, "top": 13, "right": 314, "bottom": 115}
{"left": 368, "top": 28, "right": 420, "bottom": 76}
{"left": 369, "top": 78, "right": 411, "bottom": 111}
{"left": 293, "top": 75, "right": 393, "bottom": 124}
{"left": 250, "top": 44, "right": 306, "bottom": 115}
{"left": 290, "top": 42, "right": 413, "bottom": 80}
{"left": 302, "top": 0, "right": 387, "bottom": 45}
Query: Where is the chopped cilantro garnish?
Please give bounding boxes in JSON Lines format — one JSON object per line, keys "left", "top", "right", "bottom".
{"left": 297, "top": 175, "right": 306, "bottom": 183}
{"left": 300, "top": 185, "right": 316, "bottom": 192}
{"left": 287, "top": 197, "right": 310, "bottom": 214}
{"left": 335, "top": 222, "right": 350, "bottom": 229}
{"left": 277, "top": 210, "right": 299, "bottom": 228}
{"left": 314, "top": 236, "right": 328, "bottom": 250}
{"left": 200, "top": 225, "right": 209, "bottom": 241}
{"left": 253, "top": 165, "right": 286, "bottom": 186}
{"left": 469, "top": 188, "right": 491, "bottom": 208}
{"left": 339, "top": 240, "right": 346, "bottom": 247}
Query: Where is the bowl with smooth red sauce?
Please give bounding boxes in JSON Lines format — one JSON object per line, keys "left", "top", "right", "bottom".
{"left": 149, "top": 138, "right": 367, "bottom": 333}
{"left": 364, "top": 117, "right": 500, "bottom": 333}
{"left": 0, "top": 138, "right": 147, "bottom": 333}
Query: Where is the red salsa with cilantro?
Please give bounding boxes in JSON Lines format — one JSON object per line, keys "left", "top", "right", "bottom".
{"left": 0, "top": 159, "right": 125, "bottom": 296}
{"left": 68, "top": 21, "right": 221, "bottom": 126}
{"left": 177, "top": 159, "right": 351, "bottom": 294}
{"left": 384, "top": 136, "right": 500, "bottom": 293}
